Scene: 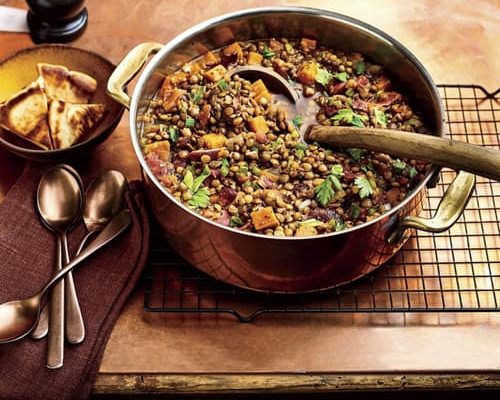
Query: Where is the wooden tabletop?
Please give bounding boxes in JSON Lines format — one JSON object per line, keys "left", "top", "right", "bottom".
{"left": 1, "top": 0, "right": 499, "bottom": 396}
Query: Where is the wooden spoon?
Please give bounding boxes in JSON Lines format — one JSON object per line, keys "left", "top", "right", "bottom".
{"left": 229, "top": 65, "right": 500, "bottom": 181}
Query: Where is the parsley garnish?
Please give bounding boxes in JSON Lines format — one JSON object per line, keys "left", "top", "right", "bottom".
{"left": 333, "top": 219, "right": 345, "bottom": 232}
{"left": 217, "top": 79, "right": 229, "bottom": 90}
{"left": 314, "top": 179, "right": 335, "bottom": 206}
{"left": 408, "top": 166, "right": 418, "bottom": 179}
{"left": 168, "top": 126, "right": 179, "bottom": 143}
{"left": 315, "top": 68, "right": 333, "bottom": 86}
{"left": 392, "top": 158, "right": 407, "bottom": 172}
{"left": 346, "top": 148, "right": 364, "bottom": 161}
{"left": 355, "top": 176, "right": 374, "bottom": 199}
{"left": 285, "top": 43, "right": 294, "bottom": 53}
{"left": 189, "top": 86, "right": 205, "bottom": 103}
{"left": 295, "top": 142, "right": 308, "bottom": 159}
{"left": 262, "top": 46, "right": 275, "bottom": 58}
{"left": 230, "top": 215, "right": 243, "bottom": 227}
{"left": 351, "top": 203, "right": 361, "bottom": 219}
{"left": 183, "top": 167, "right": 211, "bottom": 208}
{"left": 374, "top": 109, "right": 387, "bottom": 127}
{"left": 331, "top": 164, "right": 343, "bottom": 177}
{"left": 331, "top": 108, "right": 368, "bottom": 128}
{"left": 220, "top": 158, "right": 230, "bottom": 177}
{"left": 292, "top": 114, "right": 303, "bottom": 128}
{"left": 333, "top": 72, "right": 348, "bottom": 82}
{"left": 185, "top": 117, "right": 195, "bottom": 128}
{"left": 353, "top": 60, "right": 365, "bottom": 75}
{"left": 345, "top": 88, "right": 354, "bottom": 97}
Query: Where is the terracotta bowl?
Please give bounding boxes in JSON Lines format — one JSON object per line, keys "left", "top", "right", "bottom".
{"left": 0, "top": 44, "right": 124, "bottom": 162}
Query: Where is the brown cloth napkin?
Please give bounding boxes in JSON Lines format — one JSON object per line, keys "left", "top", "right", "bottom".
{"left": 0, "top": 163, "right": 150, "bottom": 400}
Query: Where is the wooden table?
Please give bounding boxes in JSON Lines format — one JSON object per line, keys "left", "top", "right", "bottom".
{"left": 1, "top": 0, "right": 499, "bottom": 397}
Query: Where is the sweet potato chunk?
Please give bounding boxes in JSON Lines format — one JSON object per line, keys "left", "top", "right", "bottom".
{"left": 199, "top": 51, "right": 219, "bottom": 68}
{"left": 250, "top": 79, "right": 272, "bottom": 103}
{"left": 159, "top": 72, "right": 187, "bottom": 96}
{"left": 248, "top": 115, "right": 269, "bottom": 135}
{"left": 162, "top": 89, "right": 184, "bottom": 111}
{"left": 203, "top": 133, "right": 226, "bottom": 149}
{"left": 247, "top": 51, "right": 263, "bottom": 65}
{"left": 144, "top": 140, "right": 170, "bottom": 161}
{"left": 295, "top": 225, "right": 318, "bottom": 237}
{"left": 297, "top": 61, "right": 318, "bottom": 85}
{"left": 204, "top": 65, "right": 227, "bottom": 82}
{"left": 300, "top": 38, "right": 317, "bottom": 51}
{"left": 223, "top": 42, "right": 243, "bottom": 60}
{"left": 251, "top": 207, "right": 280, "bottom": 230}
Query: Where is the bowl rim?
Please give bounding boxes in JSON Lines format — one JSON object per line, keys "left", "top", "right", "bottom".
{"left": 130, "top": 6, "right": 445, "bottom": 241}
{"left": 0, "top": 43, "right": 124, "bottom": 156}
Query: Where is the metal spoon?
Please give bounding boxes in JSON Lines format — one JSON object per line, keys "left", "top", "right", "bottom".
{"left": 231, "top": 65, "right": 500, "bottom": 181}
{"left": 36, "top": 166, "right": 82, "bottom": 369}
{"left": 0, "top": 209, "right": 131, "bottom": 344}
{"left": 32, "top": 170, "right": 128, "bottom": 342}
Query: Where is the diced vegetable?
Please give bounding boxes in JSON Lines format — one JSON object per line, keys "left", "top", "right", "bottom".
{"left": 296, "top": 225, "right": 318, "bottom": 236}
{"left": 203, "top": 133, "right": 226, "bottom": 149}
{"left": 300, "top": 38, "right": 317, "bottom": 51}
{"left": 297, "top": 61, "right": 318, "bottom": 85}
{"left": 223, "top": 42, "right": 243, "bottom": 60}
{"left": 162, "top": 89, "right": 184, "bottom": 111}
{"left": 204, "top": 64, "right": 227, "bottom": 82}
{"left": 159, "top": 72, "right": 187, "bottom": 96}
{"left": 251, "top": 79, "right": 272, "bottom": 103}
{"left": 144, "top": 140, "right": 170, "bottom": 161}
{"left": 248, "top": 115, "right": 269, "bottom": 135}
{"left": 247, "top": 51, "right": 263, "bottom": 65}
{"left": 251, "top": 207, "right": 280, "bottom": 230}
{"left": 199, "top": 51, "right": 219, "bottom": 67}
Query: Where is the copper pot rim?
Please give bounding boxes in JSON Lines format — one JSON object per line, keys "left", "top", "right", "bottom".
{"left": 130, "top": 6, "right": 444, "bottom": 241}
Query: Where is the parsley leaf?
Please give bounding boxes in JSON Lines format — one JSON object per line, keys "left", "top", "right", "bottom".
{"left": 346, "top": 148, "right": 364, "bottom": 161}
{"left": 314, "top": 178, "right": 335, "bottom": 206}
{"left": 331, "top": 108, "right": 368, "bottom": 128}
{"left": 292, "top": 114, "right": 303, "bottom": 128}
{"left": 183, "top": 170, "right": 194, "bottom": 190}
{"left": 374, "top": 108, "right": 387, "bottom": 127}
{"left": 189, "top": 86, "right": 205, "bottom": 103}
{"left": 220, "top": 158, "right": 230, "bottom": 177}
{"left": 230, "top": 215, "right": 243, "bottom": 227}
{"left": 185, "top": 117, "right": 195, "bottom": 128}
{"left": 351, "top": 203, "right": 361, "bottom": 219}
{"left": 332, "top": 219, "right": 345, "bottom": 232}
{"left": 285, "top": 43, "right": 294, "bottom": 53}
{"left": 192, "top": 166, "right": 211, "bottom": 192}
{"left": 217, "top": 79, "right": 229, "bottom": 90}
{"left": 329, "top": 175, "right": 342, "bottom": 191}
{"left": 392, "top": 158, "right": 407, "bottom": 172}
{"left": 295, "top": 142, "right": 308, "bottom": 159}
{"left": 407, "top": 166, "right": 418, "bottom": 179}
{"left": 331, "top": 164, "right": 343, "bottom": 177}
{"left": 353, "top": 60, "right": 365, "bottom": 75}
{"left": 315, "top": 68, "right": 333, "bottom": 86}
{"left": 262, "top": 46, "right": 275, "bottom": 58}
{"left": 333, "top": 72, "right": 348, "bottom": 82}
{"left": 355, "top": 176, "right": 374, "bottom": 199}
{"left": 169, "top": 126, "right": 179, "bottom": 143}
{"left": 188, "top": 187, "right": 210, "bottom": 208}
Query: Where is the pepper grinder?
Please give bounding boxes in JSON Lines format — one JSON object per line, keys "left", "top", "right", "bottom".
{"left": 26, "top": 0, "right": 88, "bottom": 43}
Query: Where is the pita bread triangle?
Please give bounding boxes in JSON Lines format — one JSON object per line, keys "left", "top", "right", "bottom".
{"left": 38, "top": 63, "right": 97, "bottom": 104}
{"left": 0, "top": 80, "right": 53, "bottom": 149}
{"left": 48, "top": 98, "right": 105, "bottom": 149}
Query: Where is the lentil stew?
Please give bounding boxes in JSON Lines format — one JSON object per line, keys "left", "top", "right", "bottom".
{"left": 140, "top": 38, "right": 431, "bottom": 237}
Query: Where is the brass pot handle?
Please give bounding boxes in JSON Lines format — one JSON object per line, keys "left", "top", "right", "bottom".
{"left": 388, "top": 171, "right": 476, "bottom": 245}
{"left": 107, "top": 42, "right": 163, "bottom": 109}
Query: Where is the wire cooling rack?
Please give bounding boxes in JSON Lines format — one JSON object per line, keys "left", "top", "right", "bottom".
{"left": 144, "top": 84, "right": 500, "bottom": 322}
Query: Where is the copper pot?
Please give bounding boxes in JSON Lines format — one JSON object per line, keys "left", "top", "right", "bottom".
{"left": 107, "top": 7, "right": 475, "bottom": 292}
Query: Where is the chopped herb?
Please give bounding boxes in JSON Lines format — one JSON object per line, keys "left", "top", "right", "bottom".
{"left": 355, "top": 175, "right": 374, "bottom": 198}
{"left": 295, "top": 142, "right": 308, "bottom": 159}
{"left": 185, "top": 117, "right": 195, "bottom": 128}
{"left": 292, "top": 114, "right": 303, "bottom": 128}
{"left": 333, "top": 219, "right": 345, "bottom": 232}
{"left": 331, "top": 108, "right": 368, "bottom": 128}
{"left": 192, "top": 166, "right": 211, "bottom": 192}
{"left": 331, "top": 164, "right": 343, "bottom": 177}
{"left": 345, "top": 88, "right": 354, "bottom": 97}
{"left": 351, "top": 203, "right": 361, "bottom": 219}
{"left": 392, "top": 158, "right": 407, "bottom": 172}
{"left": 168, "top": 126, "right": 179, "bottom": 142}
{"left": 361, "top": 163, "right": 375, "bottom": 173}
{"left": 188, "top": 187, "right": 210, "bottom": 208}
{"left": 262, "top": 46, "right": 275, "bottom": 58}
{"left": 220, "top": 158, "right": 230, "bottom": 177}
{"left": 407, "top": 166, "right": 418, "bottom": 179}
{"left": 217, "top": 79, "right": 229, "bottom": 90}
{"left": 346, "top": 148, "right": 364, "bottom": 161}
{"left": 230, "top": 215, "right": 243, "bottom": 227}
{"left": 329, "top": 174, "right": 342, "bottom": 191}
{"left": 239, "top": 165, "right": 249, "bottom": 175}
{"left": 285, "top": 43, "right": 294, "bottom": 53}
{"left": 315, "top": 68, "right": 333, "bottom": 86}
{"left": 367, "top": 207, "right": 377, "bottom": 216}
{"left": 189, "top": 86, "right": 205, "bottom": 103}
{"left": 314, "top": 178, "right": 335, "bottom": 206}
{"left": 333, "top": 72, "right": 348, "bottom": 82}
{"left": 183, "top": 169, "right": 194, "bottom": 189}
{"left": 353, "top": 60, "right": 365, "bottom": 75}
{"left": 298, "top": 218, "right": 323, "bottom": 227}
{"left": 374, "top": 108, "right": 387, "bottom": 127}
{"left": 251, "top": 166, "right": 261, "bottom": 176}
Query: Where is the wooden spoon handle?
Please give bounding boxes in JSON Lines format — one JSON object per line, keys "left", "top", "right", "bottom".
{"left": 306, "top": 126, "right": 500, "bottom": 181}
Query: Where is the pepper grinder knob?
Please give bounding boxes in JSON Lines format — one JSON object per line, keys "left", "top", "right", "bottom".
{"left": 26, "top": 0, "right": 88, "bottom": 44}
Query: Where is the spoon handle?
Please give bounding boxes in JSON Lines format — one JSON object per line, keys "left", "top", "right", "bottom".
{"left": 41, "top": 209, "right": 132, "bottom": 297}
{"left": 63, "top": 233, "right": 85, "bottom": 344}
{"left": 306, "top": 125, "right": 500, "bottom": 181}
{"left": 47, "top": 237, "right": 64, "bottom": 369}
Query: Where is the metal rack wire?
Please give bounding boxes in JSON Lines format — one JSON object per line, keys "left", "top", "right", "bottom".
{"left": 144, "top": 85, "right": 500, "bottom": 322}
